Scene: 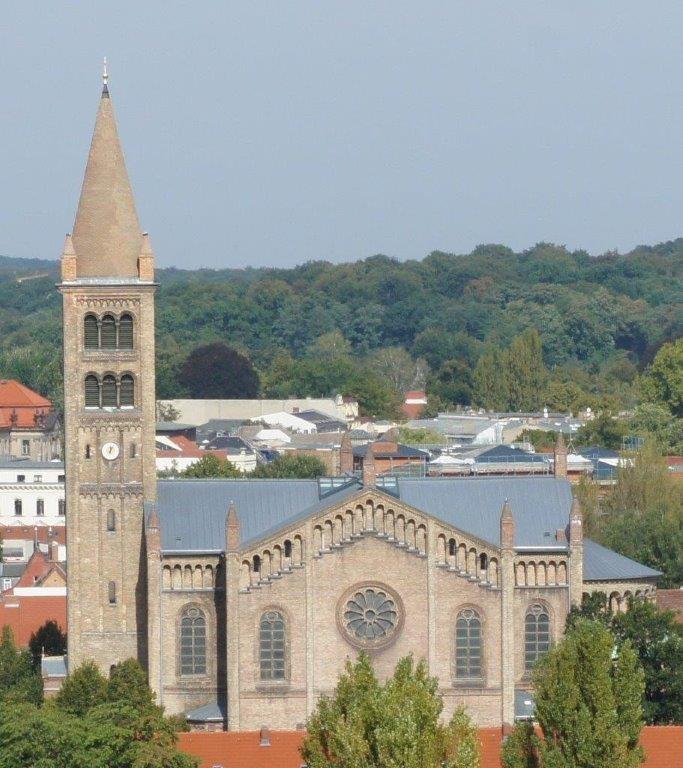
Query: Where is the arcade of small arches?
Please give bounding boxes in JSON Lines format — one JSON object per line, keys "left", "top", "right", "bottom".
{"left": 84, "top": 372, "right": 135, "bottom": 409}
{"left": 514, "top": 559, "right": 569, "bottom": 587}
{"left": 163, "top": 562, "right": 218, "bottom": 591}
{"left": 583, "top": 587, "right": 656, "bottom": 614}
{"left": 83, "top": 312, "right": 134, "bottom": 350}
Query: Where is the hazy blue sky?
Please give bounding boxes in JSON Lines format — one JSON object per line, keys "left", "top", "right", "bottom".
{"left": 2, "top": 2, "right": 682, "bottom": 269}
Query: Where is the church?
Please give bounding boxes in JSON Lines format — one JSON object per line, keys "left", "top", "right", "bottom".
{"left": 59, "top": 73, "right": 660, "bottom": 731}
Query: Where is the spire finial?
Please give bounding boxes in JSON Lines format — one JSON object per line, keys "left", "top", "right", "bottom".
{"left": 102, "top": 56, "right": 108, "bottom": 86}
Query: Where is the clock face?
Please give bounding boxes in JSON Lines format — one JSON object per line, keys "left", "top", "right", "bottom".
{"left": 101, "top": 442, "right": 120, "bottom": 461}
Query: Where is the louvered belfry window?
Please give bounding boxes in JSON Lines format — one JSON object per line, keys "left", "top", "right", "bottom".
{"left": 100, "top": 314, "right": 117, "bottom": 348}
{"left": 84, "top": 375, "right": 100, "bottom": 407}
{"left": 118, "top": 314, "right": 134, "bottom": 349}
{"left": 84, "top": 314, "right": 99, "bottom": 348}
{"left": 101, "top": 375, "right": 117, "bottom": 407}
{"left": 119, "top": 374, "right": 134, "bottom": 407}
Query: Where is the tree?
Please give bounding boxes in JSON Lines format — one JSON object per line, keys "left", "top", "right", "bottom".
{"left": 472, "top": 348, "right": 508, "bottom": 411}
{"left": 640, "top": 338, "right": 683, "bottom": 417}
{"left": 251, "top": 453, "right": 327, "bottom": 479}
{"left": 575, "top": 411, "right": 628, "bottom": 449}
{"left": 503, "top": 620, "right": 644, "bottom": 768}
{"left": 301, "top": 653, "right": 481, "bottom": 768}
{"left": 368, "top": 347, "right": 428, "bottom": 395}
{"left": 28, "top": 620, "right": 67, "bottom": 668}
{"left": 611, "top": 599, "right": 683, "bottom": 725}
{"left": 55, "top": 660, "right": 108, "bottom": 718}
{"left": 178, "top": 343, "right": 260, "bottom": 398}
{"left": 628, "top": 402, "right": 683, "bottom": 454}
{"left": 181, "top": 454, "right": 242, "bottom": 478}
{"left": 565, "top": 591, "right": 611, "bottom": 633}
{"left": 504, "top": 329, "right": 548, "bottom": 412}
{"left": 106, "top": 658, "right": 158, "bottom": 716}
{"left": 0, "top": 626, "right": 42, "bottom": 705}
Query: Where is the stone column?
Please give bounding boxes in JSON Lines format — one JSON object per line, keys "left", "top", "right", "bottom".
{"left": 569, "top": 496, "right": 583, "bottom": 606}
{"left": 500, "top": 499, "right": 515, "bottom": 728}
{"left": 145, "top": 503, "right": 162, "bottom": 701}
{"left": 225, "top": 502, "right": 241, "bottom": 730}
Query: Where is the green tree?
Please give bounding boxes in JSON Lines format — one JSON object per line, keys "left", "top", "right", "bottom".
{"left": 503, "top": 620, "right": 644, "bottom": 768}
{"left": 504, "top": 329, "right": 547, "bottom": 411}
{"left": 106, "top": 658, "right": 158, "bottom": 716}
{"left": 575, "top": 412, "right": 628, "bottom": 449}
{"left": 565, "top": 591, "right": 611, "bottom": 633}
{"left": 0, "top": 626, "right": 42, "bottom": 705}
{"left": 28, "top": 619, "right": 67, "bottom": 668}
{"left": 55, "top": 660, "right": 108, "bottom": 717}
{"left": 251, "top": 453, "right": 327, "bottom": 479}
{"left": 611, "top": 599, "right": 683, "bottom": 725}
{"left": 628, "top": 402, "right": 683, "bottom": 453}
{"left": 178, "top": 343, "right": 260, "bottom": 398}
{"left": 472, "top": 347, "right": 508, "bottom": 410}
{"left": 181, "top": 453, "right": 242, "bottom": 478}
{"left": 301, "top": 653, "right": 481, "bottom": 768}
{"left": 640, "top": 338, "right": 683, "bottom": 417}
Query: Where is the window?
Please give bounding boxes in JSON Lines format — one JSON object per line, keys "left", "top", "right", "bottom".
{"left": 36, "top": 499, "right": 44, "bottom": 516}
{"left": 34, "top": 475, "right": 42, "bottom": 483}
{"left": 85, "top": 375, "right": 100, "bottom": 408}
{"left": 14, "top": 499, "right": 22, "bottom": 516}
{"left": 129, "top": 443, "right": 137, "bottom": 458}
{"left": 16, "top": 475, "right": 25, "bottom": 483}
{"left": 179, "top": 606, "right": 207, "bottom": 676}
{"left": 100, "top": 315, "right": 117, "bottom": 348}
{"left": 259, "top": 610, "right": 286, "bottom": 681}
{"left": 106, "top": 509, "right": 116, "bottom": 532}
{"left": 455, "top": 609, "right": 482, "bottom": 680}
{"left": 118, "top": 314, "right": 134, "bottom": 349}
{"left": 119, "top": 374, "right": 134, "bottom": 407}
{"left": 525, "top": 604, "right": 551, "bottom": 671}
{"left": 58, "top": 499, "right": 66, "bottom": 516}
{"left": 84, "top": 314, "right": 99, "bottom": 348}
{"left": 108, "top": 581, "right": 117, "bottom": 604}
{"left": 58, "top": 475, "right": 65, "bottom": 483}
{"left": 85, "top": 444, "right": 92, "bottom": 459}
{"left": 101, "top": 375, "right": 117, "bottom": 408}
{"left": 448, "top": 539, "right": 457, "bottom": 558}
{"left": 253, "top": 554, "right": 261, "bottom": 575}
{"left": 283, "top": 540, "right": 292, "bottom": 559}
{"left": 21, "top": 440, "right": 30, "bottom": 456}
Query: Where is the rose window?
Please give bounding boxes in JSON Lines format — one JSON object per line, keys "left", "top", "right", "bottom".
{"left": 340, "top": 585, "right": 402, "bottom": 648}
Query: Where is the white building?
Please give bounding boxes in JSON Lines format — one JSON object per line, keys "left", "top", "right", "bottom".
{"left": 0, "top": 458, "right": 65, "bottom": 524}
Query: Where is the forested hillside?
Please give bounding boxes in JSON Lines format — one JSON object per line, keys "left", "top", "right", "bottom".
{"left": 0, "top": 240, "right": 681, "bottom": 419}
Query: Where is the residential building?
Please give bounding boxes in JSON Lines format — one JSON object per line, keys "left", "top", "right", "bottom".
{"left": 0, "top": 457, "right": 65, "bottom": 524}
{"left": 0, "top": 380, "right": 61, "bottom": 461}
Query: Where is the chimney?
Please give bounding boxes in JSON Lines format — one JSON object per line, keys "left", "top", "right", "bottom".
{"left": 362, "top": 445, "right": 376, "bottom": 487}
{"left": 339, "top": 432, "right": 353, "bottom": 475}
{"left": 554, "top": 431, "right": 567, "bottom": 479}
{"left": 49, "top": 540, "right": 60, "bottom": 562}
{"left": 259, "top": 726, "right": 270, "bottom": 747}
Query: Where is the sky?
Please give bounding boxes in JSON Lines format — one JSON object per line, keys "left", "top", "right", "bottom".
{"left": 1, "top": 2, "right": 682, "bottom": 270}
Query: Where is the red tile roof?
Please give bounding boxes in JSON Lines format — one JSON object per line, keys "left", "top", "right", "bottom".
{"left": 0, "top": 595, "right": 66, "bottom": 646}
{"left": 178, "top": 727, "right": 683, "bottom": 768}
{"left": 0, "top": 525, "right": 66, "bottom": 545}
{"left": 0, "top": 380, "right": 52, "bottom": 428}
{"left": 156, "top": 435, "right": 230, "bottom": 460}
{"left": 11, "top": 549, "right": 65, "bottom": 589}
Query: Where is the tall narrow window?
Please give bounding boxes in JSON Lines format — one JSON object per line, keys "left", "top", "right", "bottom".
{"left": 101, "top": 375, "right": 117, "bottom": 407}
{"left": 85, "top": 444, "right": 92, "bottom": 459}
{"left": 118, "top": 313, "right": 134, "bottom": 349}
{"left": 58, "top": 499, "right": 65, "bottom": 516}
{"left": 84, "top": 375, "right": 100, "bottom": 408}
{"left": 119, "top": 374, "right": 134, "bottom": 407}
{"left": 14, "top": 499, "right": 22, "bottom": 516}
{"left": 100, "top": 315, "right": 117, "bottom": 348}
{"left": 108, "top": 581, "right": 117, "bottom": 604}
{"left": 455, "top": 609, "right": 482, "bottom": 679}
{"left": 129, "top": 443, "right": 137, "bottom": 458}
{"left": 179, "top": 606, "right": 207, "bottom": 675}
{"left": 525, "top": 604, "right": 551, "bottom": 671}
{"left": 36, "top": 499, "right": 44, "bottom": 516}
{"left": 84, "top": 314, "right": 99, "bottom": 348}
{"left": 284, "top": 540, "right": 292, "bottom": 559}
{"left": 107, "top": 509, "right": 116, "bottom": 532}
{"left": 259, "top": 610, "right": 286, "bottom": 681}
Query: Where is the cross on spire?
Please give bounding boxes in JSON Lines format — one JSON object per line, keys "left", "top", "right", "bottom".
{"left": 102, "top": 57, "right": 109, "bottom": 95}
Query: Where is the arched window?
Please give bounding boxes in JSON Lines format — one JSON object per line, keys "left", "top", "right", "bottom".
{"left": 84, "top": 314, "right": 99, "bottom": 348}
{"left": 524, "top": 604, "right": 550, "bottom": 671}
{"left": 455, "top": 609, "right": 482, "bottom": 679}
{"left": 118, "top": 313, "right": 134, "bottom": 349}
{"left": 448, "top": 538, "right": 457, "bottom": 558}
{"left": 100, "top": 314, "right": 117, "bottom": 348}
{"left": 119, "top": 374, "right": 134, "bottom": 407}
{"left": 259, "top": 610, "right": 286, "bottom": 681}
{"left": 101, "top": 375, "right": 117, "bottom": 407}
{"left": 106, "top": 509, "right": 116, "bottom": 532}
{"left": 108, "top": 581, "right": 117, "bottom": 604}
{"left": 252, "top": 554, "right": 261, "bottom": 575}
{"left": 179, "top": 606, "right": 207, "bottom": 676}
{"left": 84, "top": 375, "right": 100, "bottom": 408}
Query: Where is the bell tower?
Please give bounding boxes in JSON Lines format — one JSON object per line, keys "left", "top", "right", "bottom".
{"left": 59, "top": 64, "right": 157, "bottom": 672}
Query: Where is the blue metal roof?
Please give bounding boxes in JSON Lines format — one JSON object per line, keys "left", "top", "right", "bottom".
{"left": 396, "top": 476, "right": 572, "bottom": 547}
{"left": 185, "top": 695, "right": 227, "bottom": 722}
{"left": 582, "top": 539, "right": 661, "bottom": 581}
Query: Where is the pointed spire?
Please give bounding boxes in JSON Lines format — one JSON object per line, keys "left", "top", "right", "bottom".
{"left": 60, "top": 234, "right": 77, "bottom": 281}
{"left": 500, "top": 498, "right": 514, "bottom": 549}
{"left": 71, "top": 66, "right": 143, "bottom": 278}
{"left": 226, "top": 501, "right": 241, "bottom": 553}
